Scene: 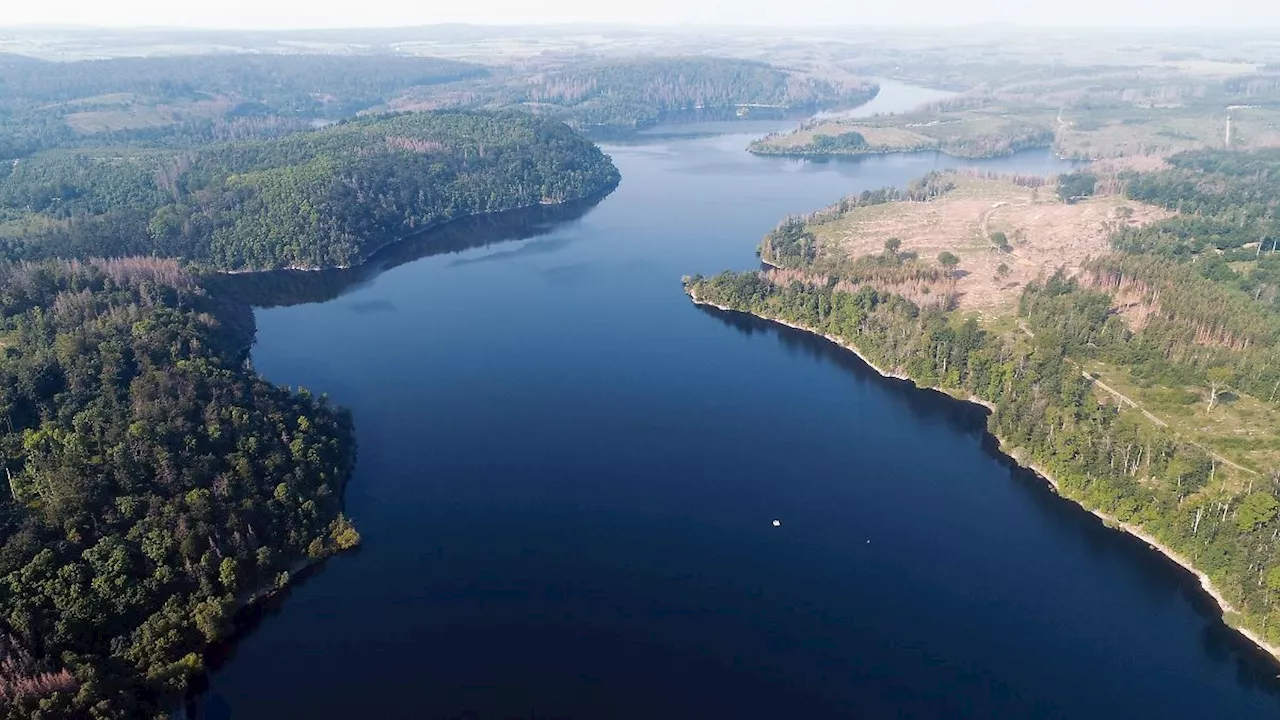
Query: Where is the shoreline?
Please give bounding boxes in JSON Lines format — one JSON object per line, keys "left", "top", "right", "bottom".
{"left": 746, "top": 143, "right": 1055, "bottom": 161}
{"left": 1018, "top": 456, "right": 1280, "bottom": 665}
{"left": 688, "top": 290, "right": 1280, "bottom": 666}
{"left": 211, "top": 182, "right": 620, "bottom": 276}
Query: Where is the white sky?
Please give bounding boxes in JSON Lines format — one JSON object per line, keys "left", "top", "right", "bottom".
{"left": 1, "top": 0, "right": 1276, "bottom": 30}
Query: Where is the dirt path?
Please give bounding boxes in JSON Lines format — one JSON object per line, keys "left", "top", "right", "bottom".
{"left": 1017, "top": 320, "right": 1258, "bottom": 476}
{"left": 1087, "top": 372, "right": 1258, "bottom": 476}
{"left": 977, "top": 201, "right": 1010, "bottom": 240}
{"left": 1087, "top": 374, "right": 1169, "bottom": 427}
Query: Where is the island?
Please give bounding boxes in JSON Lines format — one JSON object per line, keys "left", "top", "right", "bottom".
{"left": 686, "top": 152, "right": 1280, "bottom": 662}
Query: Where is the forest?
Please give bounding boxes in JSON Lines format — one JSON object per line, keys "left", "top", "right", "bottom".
{"left": 0, "top": 259, "right": 358, "bottom": 718}
{"left": 0, "top": 54, "right": 487, "bottom": 159}
{"left": 512, "top": 58, "right": 878, "bottom": 132}
{"left": 685, "top": 148, "right": 1280, "bottom": 654}
{"left": 0, "top": 59, "right": 624, "bottom": 717}
{"left": 0, "top": 111, "right": 620, "bottom": 270}
{"left": 0, "top": 53, "right": 877, "bottom": 159}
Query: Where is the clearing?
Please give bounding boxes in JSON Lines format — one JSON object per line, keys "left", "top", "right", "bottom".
{"left": 806, "top": 173, "right": 1170, "bottom": 318}
{"left": 1083, "top": 358, "right": 1280, "bottom": 481}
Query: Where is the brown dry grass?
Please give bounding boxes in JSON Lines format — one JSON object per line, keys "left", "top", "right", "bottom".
{"left": 809, "top": 174, "right": 1172, "bottom": 319}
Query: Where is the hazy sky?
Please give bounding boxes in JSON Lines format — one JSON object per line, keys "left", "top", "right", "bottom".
{"left": 2, "top": 0, "right": 1277, "bottom": 30}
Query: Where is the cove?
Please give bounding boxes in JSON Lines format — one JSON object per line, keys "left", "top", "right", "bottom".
{"left": 201, "top": 83, "right": 1280, "bottom": 719}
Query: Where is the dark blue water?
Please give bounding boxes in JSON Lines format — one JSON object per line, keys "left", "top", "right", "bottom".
{"left": 201, "top": 88, "right": 1280, "bottom": 719}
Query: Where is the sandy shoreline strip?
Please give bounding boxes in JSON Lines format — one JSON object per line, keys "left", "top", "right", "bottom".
{"left": 688, "top": 290, "right": 1280, "bottom": 666}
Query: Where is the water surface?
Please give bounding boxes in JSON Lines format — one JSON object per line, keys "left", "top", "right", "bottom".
{"left": 203, "top": 86, "right": 1280, "bottom": 719}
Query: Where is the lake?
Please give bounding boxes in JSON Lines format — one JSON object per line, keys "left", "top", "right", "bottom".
{"left": 201, "top": 83, "right": 1280, "bottom": 719}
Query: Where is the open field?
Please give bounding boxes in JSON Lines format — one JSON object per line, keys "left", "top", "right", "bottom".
{"left": 64, "top": 106, "right": 183, "bottom": 134}
{"left": 806, "top": 174, "right": 1170, "bottom": 318}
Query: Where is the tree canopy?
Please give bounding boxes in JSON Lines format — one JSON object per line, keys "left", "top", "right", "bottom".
{"left": 0, "top": 258, "right": 357, "bottom": 718}
{"left": 0, "top": 111, "right": 620, "bottom": 270}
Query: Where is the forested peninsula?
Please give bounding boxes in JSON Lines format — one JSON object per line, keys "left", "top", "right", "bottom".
{"left": 748, "top": 118, "right": 1054, "bottom": 160}
{"left": 686, "top": 150, "right": 1280, "bottom": 661}
{"left": 0, "top": 111, "right": 620, "bottom": 271}
{"left": 0, "top": 107, "right": 619, "bottom": 717}
{"left": 0, "top": 259, "right": 358, "bottom": 719}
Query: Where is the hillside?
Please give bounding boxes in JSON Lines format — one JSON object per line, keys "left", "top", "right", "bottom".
{"left": 388, "top": 57, "right": 879, "bottom": 133}
{"left": 0, "top": 111, "right": 620, "bottom": 271}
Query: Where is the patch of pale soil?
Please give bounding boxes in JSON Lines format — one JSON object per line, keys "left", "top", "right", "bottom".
{"left": 812, "top": 177, "right": 1172, "bottom": 319}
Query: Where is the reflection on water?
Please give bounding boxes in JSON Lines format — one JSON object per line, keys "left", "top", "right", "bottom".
{"left": 694, "top": 303, "right": 990, "bottom": 435}
{"left": 697, "top": 302, "right": 1280, "bottom": 691}
{"left": 203, "top": 195, "right": 607, "bottom": 309}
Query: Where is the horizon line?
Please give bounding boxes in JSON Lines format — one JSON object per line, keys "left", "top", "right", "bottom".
{"left": 2, "top": 20, "right": 1279, "bottom": 33}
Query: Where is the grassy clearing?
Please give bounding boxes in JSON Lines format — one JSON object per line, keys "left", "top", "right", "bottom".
{"left": 0, "top": 212, "right": 64, "bottom": 236}
{"left": 65, "top": 107, "right": 179, "bottom": 134}
{"left": 62, "top": 97, "right": 233, "bottom": 134}
{"left": 39, "top": 92, "right": 140, "bottom": 110}
{"left": 1084, "top": 358, "right": 1280, "bottom": 478}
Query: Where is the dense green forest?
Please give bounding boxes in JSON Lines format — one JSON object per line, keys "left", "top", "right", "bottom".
{"left": 0, "top": 63, "right": 624, "bottom": 715}
{"left": 685, "top": 149, "right": 1280, "bottom": 654}
{"left": 0, "top": 258, "right": 357, "bottom": 718}
{"left": 0, "top": 111, "right": 620, "bottom": 270}
{"left": 0, "top": 54, "right": 486, "bottom": 158}
{"left": 512, "top": 58, "right": 878, "bottom": 131}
